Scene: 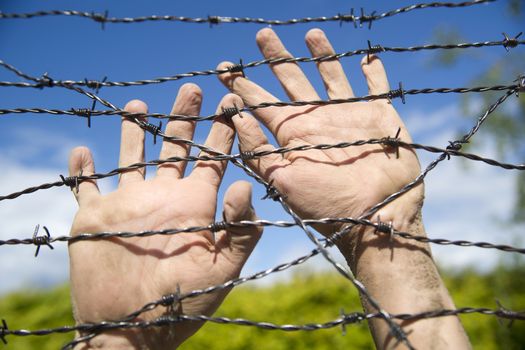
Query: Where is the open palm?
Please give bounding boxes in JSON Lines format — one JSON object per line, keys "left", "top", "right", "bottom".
{"left": 68, "top": 85, "right": 261, "bottom": 349}
{"left": 218, "top": 28, "right": 424, "bottom": 237}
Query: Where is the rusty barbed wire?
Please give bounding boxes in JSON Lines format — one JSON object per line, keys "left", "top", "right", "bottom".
{"left": 2, "top": 34, "right": 523, "bottom": 90}
{"left": 0, "top": 1, "right": 493, "bottom": 29}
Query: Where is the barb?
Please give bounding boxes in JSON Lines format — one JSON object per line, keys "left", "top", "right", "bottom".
{"left": 0, "top": 1, "right": 493, "bottom": 27}
{"left": 2, "top": 35, "right": 523, "bottom": 89}
{"left": 31, "top": 224, "right": 54, "bottom": 257}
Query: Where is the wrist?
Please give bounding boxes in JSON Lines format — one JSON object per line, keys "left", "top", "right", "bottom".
{"left": 335, "top": 187, "right": 426, "bottom": 270}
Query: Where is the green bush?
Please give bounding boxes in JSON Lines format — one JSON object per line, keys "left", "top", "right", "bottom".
{"left": 1, "top": 262, "right": 524, "bottom": 349}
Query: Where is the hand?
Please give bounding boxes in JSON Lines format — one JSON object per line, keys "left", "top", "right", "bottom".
{"left": 217, "top": 29, "right": 470, "bottom": 349}
{"left": 68, "top": 85, "right": 261, "bottom": 349}
{"left": 217, "top": 28, "right": 424, "bottom": 241}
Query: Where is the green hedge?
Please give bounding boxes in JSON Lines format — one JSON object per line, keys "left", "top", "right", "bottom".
{"left": 1, "top": 263, "right": 524, "bottom": 349}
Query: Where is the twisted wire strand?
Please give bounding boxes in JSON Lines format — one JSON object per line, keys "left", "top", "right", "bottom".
{"left": 0, "top": 94, "right": 516, "bottom": 348}
{"left": 0, "top": 83, "right": 521, "bottom": 122}
{"left": 1, "top": 137, "right": 522, "bottom": 202}
{"left": 2, "top": 36, "right": 523, "bottom": 89}
{"left": 3, "top": 218, "right": 525, "bottom": 255}
{"left": 0, "top": 80, "right": 520, "bottom": 344}
{"left": 0, "top": 1, "right": 493, "bottom": 27}
{"left": 2, "top": 306, "right": 523, "bottom": 343}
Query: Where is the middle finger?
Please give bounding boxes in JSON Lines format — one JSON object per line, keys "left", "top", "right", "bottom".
{"left": 256, "top": 28, "right": 319, "bottom": 101}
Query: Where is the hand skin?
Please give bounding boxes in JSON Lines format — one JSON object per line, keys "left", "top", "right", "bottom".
{"left": 217, "top": 28, "right": 471, "bottom": 349}
{"left": 68, "top": 85, "right": 262, "bottom": 349}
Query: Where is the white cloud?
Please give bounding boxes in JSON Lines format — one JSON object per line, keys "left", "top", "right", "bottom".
{"left": 0, "top": 158, "right": 74, "bottom": 293}
{"left": 0, "top": 130, "right": 114, "bottom": 295}
{"left": 407, "top": 104, "right": 524, "bottom": 271}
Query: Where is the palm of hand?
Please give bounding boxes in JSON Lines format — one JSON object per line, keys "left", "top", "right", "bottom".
{"left": 69, "top": 177, "right": 231, "bottom": 324}
{"left": 270, "top": 102, "right": 421, "bottom": 222}
{"left": 67, "top": 90, "right": 261, "bottom": 347}
{"left": 218, "top": 28, "right": 424, "bottom": 233}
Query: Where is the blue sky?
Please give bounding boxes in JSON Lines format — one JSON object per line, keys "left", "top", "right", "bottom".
{"left": 0, "top": 0, "right": 524, "bottom": 293}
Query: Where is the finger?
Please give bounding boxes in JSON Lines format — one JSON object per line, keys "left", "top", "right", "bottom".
{"left": 256, "top": 28, "right": 319, "bottom": 101}
{"left": 232, "top": 112, "right": 289, "bottom": 181}
{"left": 216, "top": 181, "right": 262, "bottom": 264}
{"left": 190, "top": 94, "right": 237, "bottom": 188}
{"left": 68, "top": 146, "right": 100, "bottom": 206}
{"left": 361, "top": 55, "right": 391, "bottom": 96}
{"left": 305, "top": 28, "right": 354, "bottom": 99}
{"left": 157, "top": 83, "right": 202, "bottom": 178}
{"left": 217, "top": 61, "right": 286, "bottom": 137}
{"left": 119, "top": 100, "right": 148, "bottom": 187}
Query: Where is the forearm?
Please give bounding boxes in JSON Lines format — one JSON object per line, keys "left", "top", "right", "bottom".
{"left": 338, "top": 206, "right": 471, "bottom": 349}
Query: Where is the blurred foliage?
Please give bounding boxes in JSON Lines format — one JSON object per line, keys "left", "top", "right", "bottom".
{"left": 0, "top": 285, "right": 75, "bottom": 349}
{"left": 459, "top": 55, "right": 525, "bottom": 221}
{"left": 425, "top": 25, "right": 467, "bottom": 67}
{"left": 508, "top": 0, "right": 524, "bottom": 16}
{"left": 1, "top": 262, "right": 525, "bottom": 349}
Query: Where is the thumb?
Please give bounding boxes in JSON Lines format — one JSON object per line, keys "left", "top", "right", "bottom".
{"left": 218, "top": 180, "right": 262, "bottom": 264}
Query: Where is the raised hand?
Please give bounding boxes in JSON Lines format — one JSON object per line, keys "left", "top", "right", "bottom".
{"left": 217, "top": 28, "right": 470, "bottom": 350}
{"left": 217, "top": 28, "right": 423, "bottom": 238}
{"left": 68, "top": 84, "right": 261, "bottom": 349}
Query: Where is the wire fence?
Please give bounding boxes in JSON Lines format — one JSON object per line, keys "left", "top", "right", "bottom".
{"left": 0, "top": 0, "right": 524, "bottom": 349}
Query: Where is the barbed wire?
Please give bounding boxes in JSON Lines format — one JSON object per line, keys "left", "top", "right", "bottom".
{"left": 1, "top": 82, "right": 523, "bottom": 123}
{"left": 53, "top": 85, "right": 520, "bottom": 348}
{"left": 0, "top": 0, "right": 493, "bottom": 29}
{"left": 1, "top": 3, "right": 525, "bottom": 349}
{"left": 2, "top": 217, "right": 525, "bottom": 256}
{"left": 1, "top": 136, "right": 523, "bottom": 203}
{"left": 2, "top": 305, "right": 524, "bottom": 346}
{"left": 38, "top": 62, "right": 417, "bottom": 347}
{"left": 0, "top": 75, "right": 518, "bottom": 349}
{"left": 1, "top": 34, "right": 523, "bottom": 90}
